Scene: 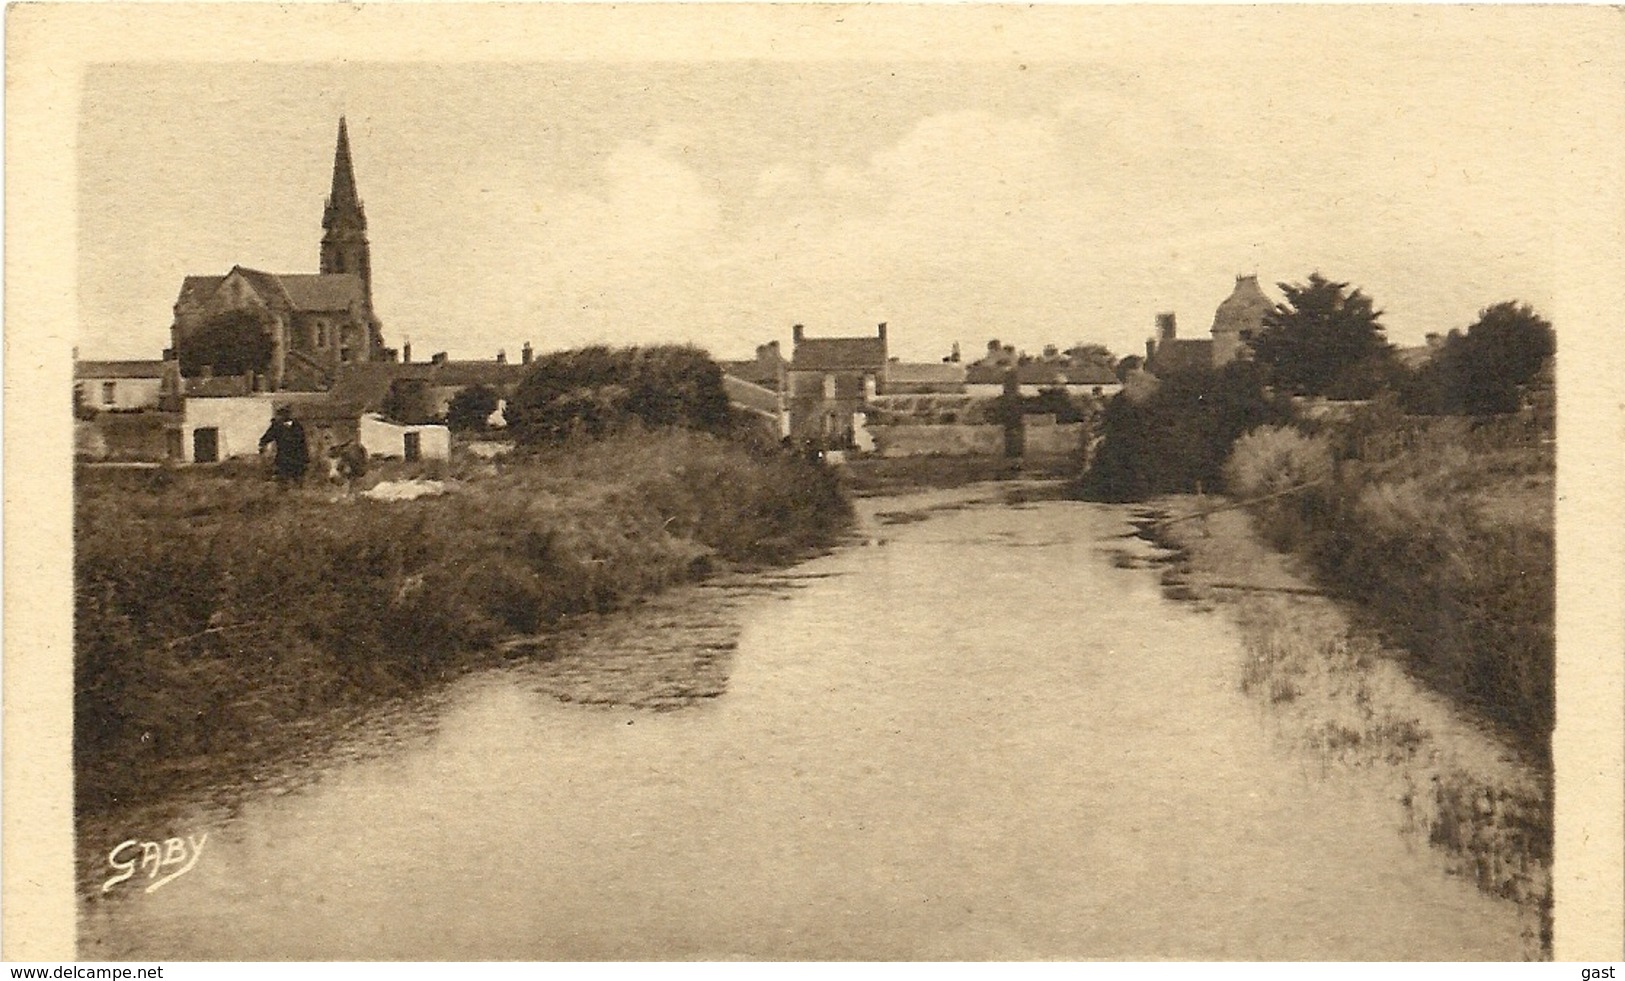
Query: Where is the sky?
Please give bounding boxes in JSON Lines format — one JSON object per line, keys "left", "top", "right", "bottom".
{"left": 77, "top": 19, "right": 1570, "bottom": 364}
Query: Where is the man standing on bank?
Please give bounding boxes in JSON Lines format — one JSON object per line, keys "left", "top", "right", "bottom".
{"left": 259, "top": 405, "right": 309, "bottom": 487}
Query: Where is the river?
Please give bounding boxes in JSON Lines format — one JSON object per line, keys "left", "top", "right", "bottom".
{"left": 78, "top": 484, "right": 1534, "bottom": 959}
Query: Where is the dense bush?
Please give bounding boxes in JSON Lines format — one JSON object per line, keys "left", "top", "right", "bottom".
{"left": 1223, "top": 425, "right": 1334, "bottom": 499}
{"left": 1249, "top": 273, "right": 1399, "bottom": 398}
{"left": 74, "top": 430, "right": 850, "bottom": 812}
{"left": 446, "top": 384, "right": 501, "bottom": 432}
{"left": 1077, "top": 361, "right": 1294, "bottom": 501}
{"left": 507, "top": 345, "right": 732, "bottom": 444}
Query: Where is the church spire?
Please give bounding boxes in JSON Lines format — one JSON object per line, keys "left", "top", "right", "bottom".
{"left": 328, "top": 115, "right": 361, "bottom": 215}
{"left": 321, "top": 116, "right": 372, "bottom": 306}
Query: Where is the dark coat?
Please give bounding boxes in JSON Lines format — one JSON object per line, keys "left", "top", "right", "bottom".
{"left": 259, "top": 417, "right": 309, "bottom": 478}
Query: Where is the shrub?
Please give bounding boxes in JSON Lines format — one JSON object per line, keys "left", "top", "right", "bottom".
{"left": 1223, "top": 425, "right": 1335, "bottom": 499}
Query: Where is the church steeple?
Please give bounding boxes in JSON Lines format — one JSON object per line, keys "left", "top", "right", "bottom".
{"left": 321, "top": 116, "right": 372, "bottom": 306}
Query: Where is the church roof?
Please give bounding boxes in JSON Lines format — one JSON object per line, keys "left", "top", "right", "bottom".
{"left": 278, "top": 274, "right": 365, "bottom": 312}
{"left": 175, "top": 268, "right": 365, "bottom": 313}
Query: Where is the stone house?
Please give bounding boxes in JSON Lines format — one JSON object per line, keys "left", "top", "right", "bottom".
{"left": 787, "top": 323, "right": 889, "bottom": 444}
{"left": 1146, "top": 274, "right": 1276, "bottom": 377}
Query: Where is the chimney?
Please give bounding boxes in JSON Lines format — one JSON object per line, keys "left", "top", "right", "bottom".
{"left": 768, "top": 340, "right": 780, "bottom": 355}
{"left": 792, "top": 324, "right": 805, "bottom": 344}
{"left": 1425, "top": 332, "right": 1443, "bottom": 349}
{"left": 403, "top": 340, "right": 412, "bottom": 363}
{"left": 877, "top": 322, "right": 888, "bottom": 343}
{"left": 1156, "top": 312, "right": 1177, "bottom": 342}
{"left": 1146, "top": 338, "right": 1157, "bottom": 362}
{"left": 522, "top": 342, "right": 533, "bottom": 365}
{"left": 950, "top": 342, "right": 961, "bottom": 363}
{"left": 988, "top": 339, "right": 1001, "bottom": 353}
{"left": 497, "top": 349, "right": 507, "bottom": 364}
{"left": 432, "top": 352, "right": 448, "bottom": 366}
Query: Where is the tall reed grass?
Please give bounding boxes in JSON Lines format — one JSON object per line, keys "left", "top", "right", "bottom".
{"left": 75, "top": 430, "right": 850, "bottom": 812}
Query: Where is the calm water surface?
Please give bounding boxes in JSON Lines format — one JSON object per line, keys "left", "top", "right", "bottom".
{"left": 80, "top": 486, "right": 1533, "bottom": 959}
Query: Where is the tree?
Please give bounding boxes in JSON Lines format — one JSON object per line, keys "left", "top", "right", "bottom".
{"left": 177, "top": 309, "right": 274, "bottom": 378}
{"left": 1404, "top": 301, "right": 1554, "bottom": 415}
{"left": 1078, "top": 360, "right": 1294, "bottom": 501}
{"left": 1248, "top": 273, "right": 1396, "bottom": 397}
{"left": 382, "top": 378, "right": 439, "bottom": 425}
{"left": 1065, "top": 343, "right": 1118, "bottom": 371}
{"left": 506, "top": 344, "right": 732, "bottom": 445}
{"left": 446, "top": 384, "right": 501, "bottom": 432}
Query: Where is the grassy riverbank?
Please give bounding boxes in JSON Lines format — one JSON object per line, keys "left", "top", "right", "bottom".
{"left": 1141, "top": 500, "right": 1550, "bottom": 952}
{"left": 74, "top": 430, "right": 851, "bottom": 814}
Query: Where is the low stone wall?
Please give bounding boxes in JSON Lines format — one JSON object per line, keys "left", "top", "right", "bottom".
{"left": 1026, "top": 421, "right": 1086, "bottom": 455}
{"left": 869, "top": 423, "right": 1002, "bottom": 457}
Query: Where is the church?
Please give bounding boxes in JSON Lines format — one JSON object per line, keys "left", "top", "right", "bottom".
{"left": 169, "top": 118, "right": 393, "bottom": 391}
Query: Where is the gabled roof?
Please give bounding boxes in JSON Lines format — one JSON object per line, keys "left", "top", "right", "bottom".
{"left": 791, "top": 336, "right": 887, "bottom": 372}
{"left": 75, "top": 360, "right": 167, "bottom": 379}
{"left": 430, "top": 361, "right": 528, "bottom": 388}
{"left": 1148, "top": 338, "right": 1213, "bottom": 377}
{"left": 176, "top": 267, "right": 365, "bottom": 314}
{"left": 1062, "top": 364, "right": 1120, "bottom": 386}
{"left": 886, "top": 362, "right": 967, "bottom": 385}
{"left": 329, "top": 362, "right": 436, "bottom": 412}
{"left": 278, "top": 274, "right": 366, "bottom": 312}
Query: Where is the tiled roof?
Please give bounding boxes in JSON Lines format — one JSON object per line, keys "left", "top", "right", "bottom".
{"left": 1148, "top": 339, "right": 1213, "bottom": 376}
{"left": 431, "top": 361, "right": 528, "bottom": 388}
{"left": 177, "top": 276, "right": 226, "bottom": 305}
{"left": 278, "top": 274, "right": 365, "bottom": 312}
{"left": 75, "top": 360, "right": 167, "bottom": 379}
{"left": 176, "top": 268, "right": 364, "bottom": 313}
{"left": 885, "top": 362, "right": 966, "bottom": 385}
{"left": 790, "top": 337, "right": 887, "bottom": 372}
{"left": 1062, "top": 364, "right": 1120, "bottom": 386}
{"left": 329, "top": 362, "right": 436, "bottom": 412}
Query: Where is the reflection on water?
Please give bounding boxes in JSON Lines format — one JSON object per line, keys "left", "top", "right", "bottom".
{"left": 79, "top": 487, "right": 1536, "bottom": 959}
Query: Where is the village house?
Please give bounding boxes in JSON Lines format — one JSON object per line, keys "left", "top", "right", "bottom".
{"left": 1145, "top": 274, "right": 1275, "bottom": 377}
{"left": 74, "top": 358, "right": 170, "bottom": 412}
{"left": 787, "top": 322, "right": 889, "bottom": 445}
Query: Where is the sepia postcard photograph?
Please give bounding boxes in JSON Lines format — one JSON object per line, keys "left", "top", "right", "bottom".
{"left": 6, "top": 2, "right": 1624, "bottom": 965}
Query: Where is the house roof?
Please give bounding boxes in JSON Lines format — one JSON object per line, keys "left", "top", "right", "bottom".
{"left": 430, "top": 361, "right": 528, "bottom": 389}
{"left": 75, "top": 360, "right": 167, "bottom": 379}
{"left": 790, "top": 336, "right": 887, "bottom": 372}
{"left": 1148, "top": 338, "right": 1213, "bottom": 376}
{"left": 329, "top": 362, "right": 437, "bottom": 412}
{"left": 886, "top": 362, "right": 967, "bottom": 385}
{"left": 1062, "top": 364, "right": 1120, "bottom": 386}
{"left": 721, "top": 359, "right": 782, "bottom": 388}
